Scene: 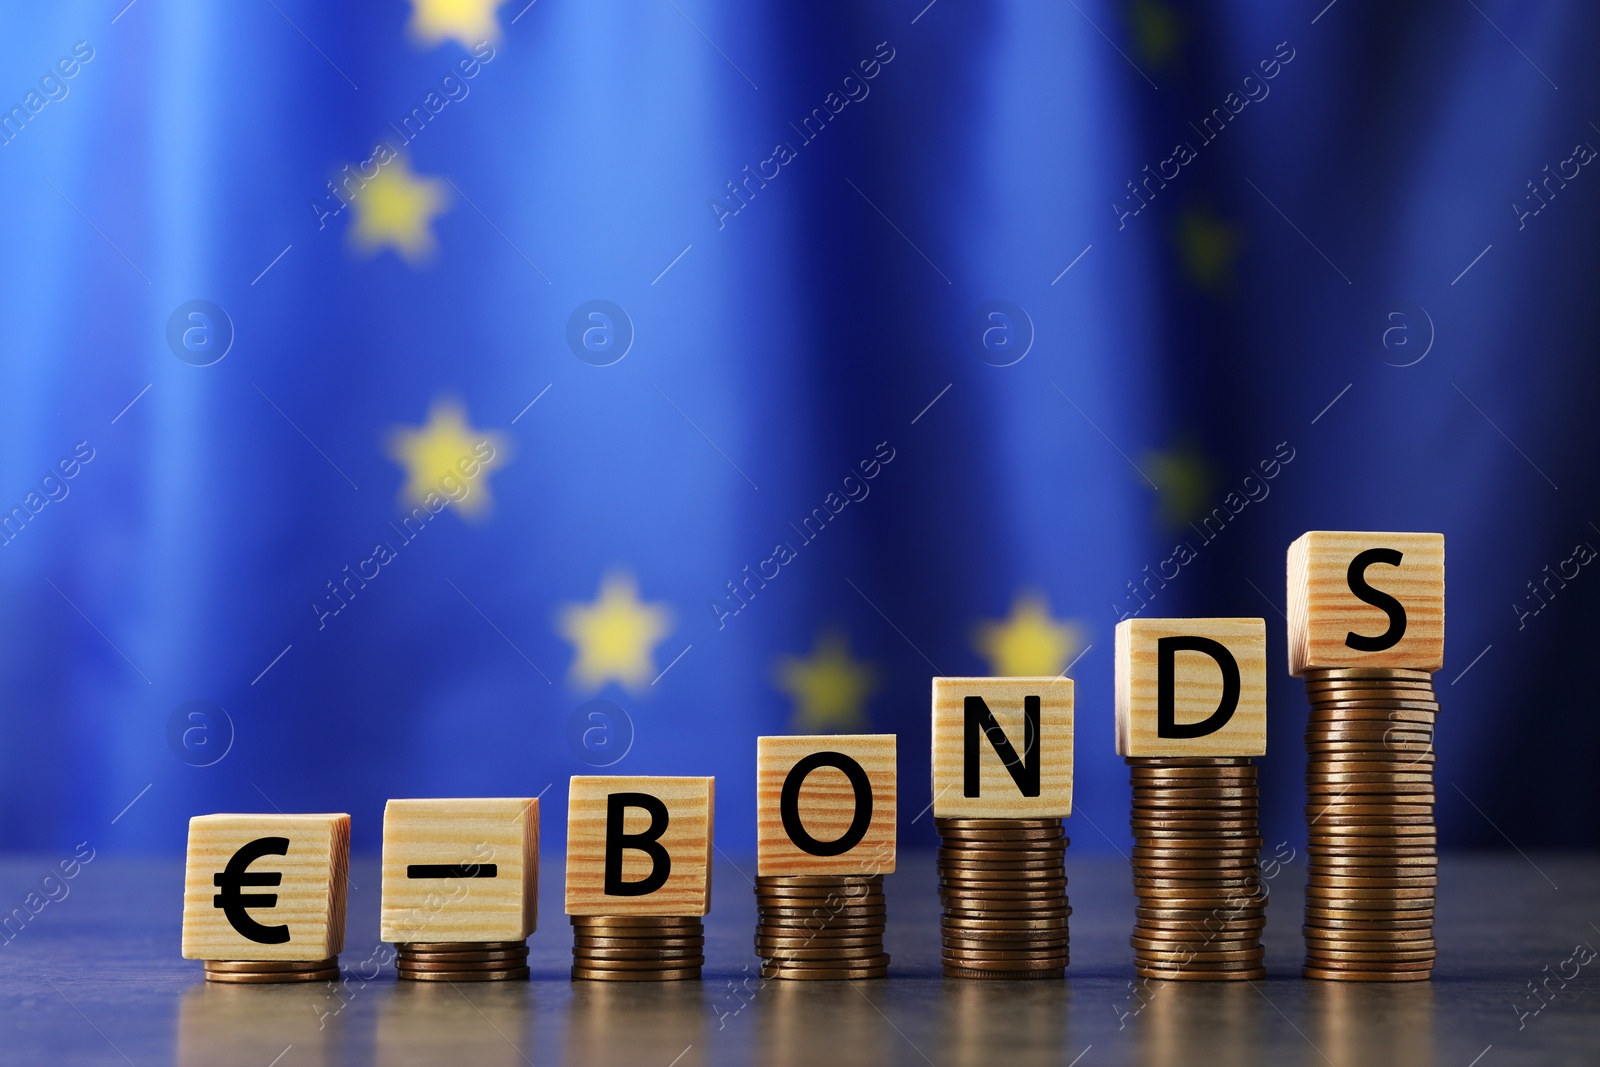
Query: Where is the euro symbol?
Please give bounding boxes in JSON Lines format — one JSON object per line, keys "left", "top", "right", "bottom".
{"left": 212, "top": 836, "right": 291, "bottom": 944}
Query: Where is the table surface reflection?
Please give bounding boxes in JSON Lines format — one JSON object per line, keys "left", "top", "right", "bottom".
{"left": 1, "top": 853, "right": 1595, "bottom": 1066}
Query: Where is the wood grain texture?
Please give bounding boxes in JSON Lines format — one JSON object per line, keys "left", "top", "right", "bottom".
{"left": 1287, "top": 531, "right": 1445, "bottom": 675}
{"left": 931, "top": 677, "right": 1074, "bottom": 818}
{"left": 181, "top": 814, "right": 349, "bottom": 961}
{"left": 1116, "top": 618, "right": 1267, "bottom": 757}
{"left": 756, "top": 734, "right": 897, "bottom": 876}
{"left": 565, "top": 776, "right": 714, "bottom": 916}
{"left": 379, "top": 798, "right": 539, "bottom": 943}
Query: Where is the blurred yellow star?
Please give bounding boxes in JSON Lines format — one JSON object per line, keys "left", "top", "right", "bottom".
{"left": 1130, "top": 0, "right": 1182, "bottom": 70}
{"left": 409, "top": 0, "right": 505, "bottom": 48}
{"left": 350, "top": 157, "right": 448, "bottom": 264}
{"left": 974, "top": 594, "right": 1085, "bottom": 677}
{"left": 1144, "top": 442, "right": 1212, "bottom": 529}
{"left": 559, "top": 573, "right": 674, "bottom": 692}
{"left": 1175, "top": 207, "right": 1241, "bottom": 292}
{"left": 776, "top": 632, "right": 878, "bottom": 732}
{"left": 386, "top": 399, "right": 508, "bottom": 519}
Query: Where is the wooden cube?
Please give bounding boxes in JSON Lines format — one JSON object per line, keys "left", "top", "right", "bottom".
{"left": 181, "top": 813, "right": 350, "bottom": 961}
{"left": 1115, "top": 618, "right": 1267, "bottom": 757}
{"left": 757, "top": 734, "right": 896, "bottom": 876}
{"left": 931, "top": 678, "right": 1074, "bottom": 818}
{"left": 1287, "top": 531, "right": 1445, "bottom": 674}
{"left": 379, "top": 798, "right": 539, "bottom": 944}
{"left": 565, "top": 776, "right": 713, "bottom": 916}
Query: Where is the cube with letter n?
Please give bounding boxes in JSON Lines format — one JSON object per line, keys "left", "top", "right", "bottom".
{"left": 565, "top": 776, "right": 713, "bottom": 916}
{"left": 1115, "top": 618, "right": 1267, "bottom": 757}
{"left": 757, "top": 734, "right": 896, "bottom": 876}
{"left": 931, "top": 678, "right": 1074, "bottom": 818}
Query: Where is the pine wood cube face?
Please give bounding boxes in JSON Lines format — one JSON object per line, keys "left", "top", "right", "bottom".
{"left": 1115, "top": 618, "right": 1267, "bottom": 757}
{"left": 757, "top": 734, "right": 897, "bottom": 877}
{"left": 931, "top": 678, "right": 1074, "bottom": 818}
{"left": 1287, "top": 531, "right": 1445, "bottom": 675}
{"left": 379, "top": 798, "right": 539, "bottom": 944}
{"left": 181, "top": 813, "right": 350, "bottom": 961}
{"left": 565, "top": 776, "right": 714, "bottom": 916}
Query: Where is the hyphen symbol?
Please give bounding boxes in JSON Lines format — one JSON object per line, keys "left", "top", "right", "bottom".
{"left": 213, "top": 837, "right": 290, "bottom": 944}
{"left": 407, "top": 864, "right": 498, "bottom": 879}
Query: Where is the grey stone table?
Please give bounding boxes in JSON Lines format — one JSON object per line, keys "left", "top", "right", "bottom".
{"left": 2, "top": 853, "right": 1595, "bottom": 1066}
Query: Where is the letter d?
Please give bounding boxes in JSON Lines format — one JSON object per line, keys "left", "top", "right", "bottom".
{"left": 1157, "top": 636, "right": 1239, "bottom": 738}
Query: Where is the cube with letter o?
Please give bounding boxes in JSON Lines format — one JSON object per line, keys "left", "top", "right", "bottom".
{"left": 757, "top": 734, "right": 896, "bottom": 876}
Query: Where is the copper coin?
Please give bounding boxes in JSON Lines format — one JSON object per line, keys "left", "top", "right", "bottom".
{"left": 1304, "top": 927, "right": 1434, "bottom": 942}
{"left": 203, "top": 958, "right": 338, "bottom": 973}
{"left": 402, "top": 967, "right": 530, "bottom": 982}
{"left": 570, "top": 955, "right": 707, "bottom": 971}
{"left": 1134, "top": 966, "right": 1264, "bottom": 982}
{"left": 204, "top": 968, "right": 340, "bottom": 983}
{"left": 940, "top": 915, "right": 1069, "bottom": 931}
{"left": 573, "top": 947, "right": 709, "bottom": 962}
{"left": 572, "top": 966, "right": 701, "bottom": 981}
{"left": 936, "top": 817, "right": 1062, "bottom": 829}
{"left": 755, "top": 885, "right": 884, "bottom": 899}
{"left": 401, "top": 960, "right": 536, "bottom": 975}
{"left": 756, "top": 874, "right": 882, "bottom": 886}
{"left": 759, "top": 904, "right": 885, "bottom": 917}
{"left": 1132, "top": 858, "right": 1260, "bottom": 872}
{"left": 569, "top": 916, "right": 702, "bottom": 928}
{"left": 1137, "top": 946, "right": 1264, "bottom": 964}
{"left": 1301, "top": 966, "right": 1430, "bottom": 982}
{"left": 1304, "top": 915, "right": 1433, "bottom": 929}
{"left": 397, "top": 949, "right": 530, "bottom": 963}
{"left": 1132, "top": 844, "right": 1263, "bottom": 859}
{"left": 761, "top": 952, "right": 889, "bottom": 970}
{"left": 1131, "top": 935, "right": 1259, "bottom": 953}
{"left": 1303, "top": 667, "right": 1433, "bottom": 681}
{"left": 574, "top": 936, "right": 704, "bottom": 949}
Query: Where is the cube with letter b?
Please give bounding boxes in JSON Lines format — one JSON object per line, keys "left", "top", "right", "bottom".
{"left": 931, "top": 678, "right": 1074, "bottom": 818}
{"left": 757, "top": 734, "right": 896, "bottom": 876}
{"left": 1115, "top": 618, "right": 1267, "bottom": 757}
{"left": 565, "top": 776, "right": 714, "bottom": 916}
{"left": 181, "top": 813, "right": 350, "bottom": 961}
{"left": 379, "top": 798, "right": 539, "bottom": 944}
{"left": 1286, "top": 530, "right": 1445, "bottom": 674}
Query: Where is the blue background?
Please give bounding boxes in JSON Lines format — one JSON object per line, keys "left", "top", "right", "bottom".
{"left": 0, "top": 0, "right": 1595, "bottom": 858}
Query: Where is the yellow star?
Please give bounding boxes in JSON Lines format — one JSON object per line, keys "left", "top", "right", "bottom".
{"left": 973, "top": 594, "right": 1085, "bottom": 677}
{"left": 1144, "top": 442, "right": 1212, "bottom": 530}
{"left": 1175, "top": 207, "right": 1241, "bottom": 292}
{"left": 1129, "top": 0, "right": 1183, "bottom": 70}
{"left": 558, "top": 573, "right": 674, "bottom": 692}
{"left": 386, "top": 399, "right": 508, "bottom": 520}
{"left": 409, "top": 0, "right": 505, "bottom": 48}
{"left": 350, "top": 157, "right": 449, "bottom": 264}
{"left": 775, "top": 632, "right": 878, "bottom": 733}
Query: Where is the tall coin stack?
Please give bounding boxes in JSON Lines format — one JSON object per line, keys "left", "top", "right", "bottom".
{"left": 570, "top": 916, "right": 705, "bottom": 981}
{"left": 1302, "top": 666, "right": 1437, "bottom": 981}
{"left": 203, "top": 958, "right": 338, "bottom": 983}
{"left": 1126, "top": 757, "right": 1265, "bottom": 981}
{"left": 396, "top": 941, "right": 530, "bottom": 981}
{"left": 936, "top": 817, "right": 1070, "bottom": 979}
{"left": 754, "top": 874, "right": 889, "bottom": 979}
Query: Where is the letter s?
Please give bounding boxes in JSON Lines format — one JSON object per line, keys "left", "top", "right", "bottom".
{"left": 1345, "top": 548, "right": 1407, "bottom": 652}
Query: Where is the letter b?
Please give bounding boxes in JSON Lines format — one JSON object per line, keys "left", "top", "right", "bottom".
{"left": 603, "top": 792, "right": 671, "bottom": 896}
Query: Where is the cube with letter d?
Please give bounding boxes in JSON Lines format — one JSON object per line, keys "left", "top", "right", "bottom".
{"left": 181, "top": 813, "right": 350, "bottom": 961}
{"left": 931, "top": 678, "right": 1074, "bottom": 818}
{"left": 757, "top": 734, "right": 896, "bottom": 876}
{"left": 1115, "top": 618, "right": 1267, "bottom": 757}
{"left": 1286, "top": 530, "right": 1444, "bottom": 675}
{"left": 565, "top": 776, "right": 713, "bottom": 916}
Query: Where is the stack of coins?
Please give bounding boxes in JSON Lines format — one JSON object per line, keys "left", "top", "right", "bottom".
{"left": 936, "top": 817, "right": 1069, "bottom": 979}
{"left": 203, "top": 958, "right": 338, "bottom": 983}
{"left": 395, "top": 941, "right": 530, "bottom": 982}
{"left": 570, "top": 916, "right": 704, "bottom": 981}
{"left": 754, "top": 874, "right": 889, "bottom": 980}
{"left": 1302, "top": 666, "right": 1437, "bottom": 982}
{"left": 1127, "top": 757, "right": 1266, "bottom": 981}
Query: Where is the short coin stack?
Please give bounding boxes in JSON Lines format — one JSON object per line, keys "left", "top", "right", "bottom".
{"left": 203, "top": 958, "right": 338, "bottom": 983}
{"left": 396, "top": 941, "right": 530, "bottom": 982}
{"left": 1127, "top": 757, "right": 1265, "bottom": 981}
{"left": 1302, "top": 666, "right": 1437, "bottom": 981}
{"left": 936, "top": 817, "right": 1069, "bottom": 979}
{"left": 570, "top": 916, "right": 704, "bottom": 981}
{"left": 754, "top": 874, "right": 889, "bottom": 979}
